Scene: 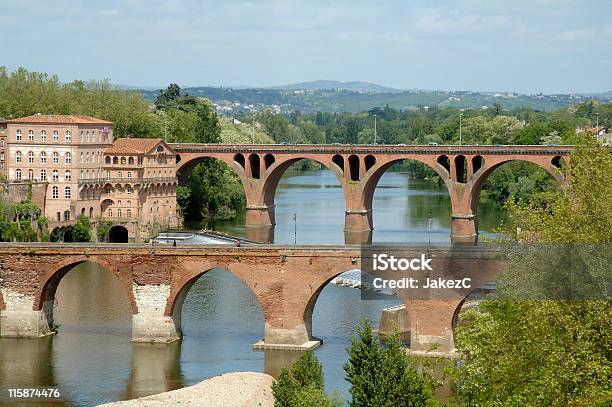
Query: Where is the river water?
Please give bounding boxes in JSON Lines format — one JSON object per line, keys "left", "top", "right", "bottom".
{"left": 0, "top": 169, "right": 506, "bottom": 406}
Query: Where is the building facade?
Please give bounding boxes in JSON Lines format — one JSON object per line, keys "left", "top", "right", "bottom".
{"left": 4, "top": 114, "right": 179, "bottom": 242}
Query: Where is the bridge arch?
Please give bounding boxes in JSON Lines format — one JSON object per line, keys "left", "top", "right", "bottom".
{"left": 32, "top": 256, "right": 137, "bottom": 335}
{"left": 362, "top": 157, "right": 452, "bottom": 214}
{"left": 468, "top": 156, "right": 566, "bottom": 213}
{"left": 175, "top": 154, "right": 248, "bottom": 188}
{"left": 164, "top": 264, "right": 266, "bottom": 319}
{"left": 261, "top": 156, "right": 345, "bottom": 209}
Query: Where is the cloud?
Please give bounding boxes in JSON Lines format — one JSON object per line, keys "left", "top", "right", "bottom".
{"left": 0, "top": 0, "right": 610, "bottom": 93}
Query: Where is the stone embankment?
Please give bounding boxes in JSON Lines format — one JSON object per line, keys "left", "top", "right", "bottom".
{"left": 98, "top": 372, "right": 275, "bottom": 407}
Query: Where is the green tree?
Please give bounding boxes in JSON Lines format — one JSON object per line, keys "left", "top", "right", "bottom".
{"left": 272, "top": 351, "right": 335, "bottom": 407}
{"left": 344, "top": 320, "right": 437, "bottom": 407}
{"left": 72, "top": 214, "right": 92, "bottom": 242}
{"left": 455, "top": 136, "right": 612, "bottom": 406}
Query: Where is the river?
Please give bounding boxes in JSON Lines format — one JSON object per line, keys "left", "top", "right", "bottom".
{"left": 0, "top": 169, "right": 506, "bottom": 406}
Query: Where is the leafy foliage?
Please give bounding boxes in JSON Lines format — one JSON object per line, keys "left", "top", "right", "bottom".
{"left": 344, "top": 320, "right": 438, "bottom": 407}
{"left": 455, "top": 136, "right": 612, "bottom": 406}
{"left": 73, "top": 215, "right": 92, "bottom": 242}
{"left": 272, "top": 351, "right": 337, "bottom": 407}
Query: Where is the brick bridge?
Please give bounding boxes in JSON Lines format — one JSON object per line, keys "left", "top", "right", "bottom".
{"left": 172, "top": 144, "right": 571, "bottom": 244}
{"left": 0, "top": 243, "right": 505, "bottom": 354}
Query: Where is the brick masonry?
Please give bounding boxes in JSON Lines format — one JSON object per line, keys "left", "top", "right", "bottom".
{"left": 0, "top": 244, "right": 505, "bottom": 353}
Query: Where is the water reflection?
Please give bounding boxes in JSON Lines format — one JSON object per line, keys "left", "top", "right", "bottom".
{"left": 216, "top": 169, "right": 507, "bottom": 244}
{"left": 123, "top": 343, "right": 184, "bottom": 400}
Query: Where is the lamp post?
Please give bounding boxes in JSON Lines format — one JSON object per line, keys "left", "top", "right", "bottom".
{"left": 459, "top": 113, "right": 463, "bottom": 146}
{"left": 374, "top": 114, "right": 377, "bottom": 145}
{"left": 252, "top": 114, "right": 256, "bottom": 144}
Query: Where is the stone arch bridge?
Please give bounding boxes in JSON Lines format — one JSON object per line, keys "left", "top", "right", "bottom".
{"left": 0, "top": 243, "right": 505, "bottom": 354}
{"left": 172, "top": 144, "right": 571, "bottom": 244}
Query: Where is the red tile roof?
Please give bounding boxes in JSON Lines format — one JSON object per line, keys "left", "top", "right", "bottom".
{"left": 7, "top": 114, "right": 113, "bottom": 125}
{"left": 105, "top": 138, "right": 169, "bottom": 154}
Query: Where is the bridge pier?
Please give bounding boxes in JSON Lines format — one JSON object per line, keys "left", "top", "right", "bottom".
{"left": 0, "top": 289, "right": 55, "bottom": 338}
{"left": 450, "top": 215, "right": 478, "bottom": 244}
{"left": 405, "top": 299, "right": 462, "bottom": 356}
{"left": 131, "top": 285, "right": 181, "bottom": 343}
{"left": 245, "top": 205, "right": 275, "bottom": 228}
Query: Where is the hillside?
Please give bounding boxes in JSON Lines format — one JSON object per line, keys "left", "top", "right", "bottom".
{"left": 140, "top": 86, "right": 612, "bottom": 115}
{"left": 272, "top": 80, "right": 401, "bottom": 93}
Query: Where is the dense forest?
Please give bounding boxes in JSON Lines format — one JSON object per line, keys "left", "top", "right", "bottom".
{"left": 1, "top": 66, "right": 611, "bottom": 228}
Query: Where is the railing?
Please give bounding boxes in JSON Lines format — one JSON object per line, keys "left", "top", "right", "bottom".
{"left": 170, "top": 143, "right": 575, "bottom": 155}
{"left": 78, "top": 177, "right": 177, "bottom": 185}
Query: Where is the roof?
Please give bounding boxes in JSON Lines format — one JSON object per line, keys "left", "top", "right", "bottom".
{"left": 7, "top": 114, "right": 113, "bottom": 125}
{"left": 105, "top": 138, "right": 175, "bottom": 155}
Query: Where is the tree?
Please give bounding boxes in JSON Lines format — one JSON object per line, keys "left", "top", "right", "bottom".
{"left": 344, "top": 320, "right": 437, "bottom": 407}
{"left": 155, "top": 83, "right": 181, "bottom": 107}
{"left": 272, "top": 351, "right": 335, "bottom": 407}
{"left": 455, "top": 136, "right": 612, "bottom": 406}
{"left": 72, "top": 214, "right": 92, "bottom": 242}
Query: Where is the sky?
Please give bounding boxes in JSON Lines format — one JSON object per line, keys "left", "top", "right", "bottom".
{"left": 1, "top": 0, "right": 611, "bottom": 94}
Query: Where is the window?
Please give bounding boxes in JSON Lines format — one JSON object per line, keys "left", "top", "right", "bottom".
{"left": 113, "top": 156, "right": 118, "bottom": 165}
{"left": 40, "top": 170, "right": 46, "bottom": 182}
{"left": 127, "top": 171, "right": 131, "bottom": 179}
{"left": 16, "top": 151, "right": 22, "bottom": 163}
{"left": 65, "top": 186, "right": 71, "bottom": 199}
{"left": 80, "top": 131, "right": 84, "bottom": 142}
{"left": 108, "top": 208, "right": 112, "bottom": 217}
{"left": 106, "top": 171, "right": 111, "bottom": 179}
{"left": 28, "top": 169, "right": 34, "bottom": 180}
{"left": 65, "top": 152, "right": 71, "bottom": 164}
{"left": 53, "top": 152, "right": 59, "bottom": 164}
{"left": 28, "top": 130, "right": 34, "bottom": 142}
{"left": 53, "top": 131, "right": 59, "bottom": 142}
{"left": 65, "top": 131, "right": 71, "bottom": 142}
{"left": 65, "top": 170, "right": 71, "bottom": 181}
{"left": 41, "top": 130, "right": 46, "bottom": 142}
{"left": 117, "top": 209, "right": 122, "bottom": 218}
{"left": 127, "top": 186, "right": 132, "bottom": 195}
{"left": 15, "top": 169, "right": 22, "bottom": 180}
{"left": 118, "top": 171, "right": 122, "bottom": 179}
{"left": 128, "top": 157, "right": 134, "bottom": 165}
{"left": 52, "top": 186, "right": 59, "bottom": 198}
{"left": 118, "top": 200, "right": 122, "bottom": 206}
{"left": 80, "top": 153, "right": 84, "bottom": 163}
{"left": 157, "top": 145, "right": 164, "bottom": 152}
{"left": 121, "top": 157, "right": 126, "bottom": 165}
{"left": 105, "top": 186, "right": 111, "bottom": 194}
{"left": 86, "top": 153, "right": 90, "bottom": 163}
{"left": 40, "top": 151, "right": 47, "bottom": 164}
{"left": 56, "top": 212, "right": 61, "bottom": 221}
{"left": 105, "top": 156, "right": 111, "bottom": 164}
{"left": 16, "top": 129, "right": 22, "bottom": 141}
{"left": 126, "top": 209, "right": 131, "bottom": 218}
{"left": 85, "top": 132, "right": 89, "bottom": 142}
{"left": 28, "top": 151, "right": 34, "bottom": 163}
{"left": 52, "top": 170, "right": 59, "bottom": 181}
{"left": 64, "top": 210, "right": 70, "bottom": 221}
{"left": 127, "top": 200, "right": 131, "bottom": 206}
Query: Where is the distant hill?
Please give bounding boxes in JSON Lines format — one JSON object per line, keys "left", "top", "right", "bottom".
{"left": 273, "top": 80, "right": 402, "bottom": 93}
{"left": 139, "top": 85, "right": 612, "bottom": 114}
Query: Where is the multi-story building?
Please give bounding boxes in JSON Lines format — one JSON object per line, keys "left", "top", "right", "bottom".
{"left": 4, "top": 114, "right": 179, "bottom": 242}
{"left": 0, "top": 118, "right": 7, "bottom": 177}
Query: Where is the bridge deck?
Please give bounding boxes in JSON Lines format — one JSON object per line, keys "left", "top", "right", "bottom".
{"left": 170, "top": 143, "right": 573, "bottom": 155}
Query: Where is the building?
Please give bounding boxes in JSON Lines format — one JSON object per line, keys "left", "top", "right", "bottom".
{"left": 4, "top": 114, "right": 179, "bottom": 242}
{"left": 0, "top": 117, "right": 6, "bottom": 177}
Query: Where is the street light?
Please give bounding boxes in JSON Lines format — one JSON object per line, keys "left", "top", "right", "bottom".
{"left": 373, "top": 114, "right": 377, "bottom": 145}
{"left": 459, "top": 113, "right": 463, "bottom": 146}
{"left": 252, "top": 114, "right": 256, "bottom": 144}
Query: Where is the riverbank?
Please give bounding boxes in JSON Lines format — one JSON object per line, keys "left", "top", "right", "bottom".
{"left": 98, "top": 372, "right": 275, "bottom": 407}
